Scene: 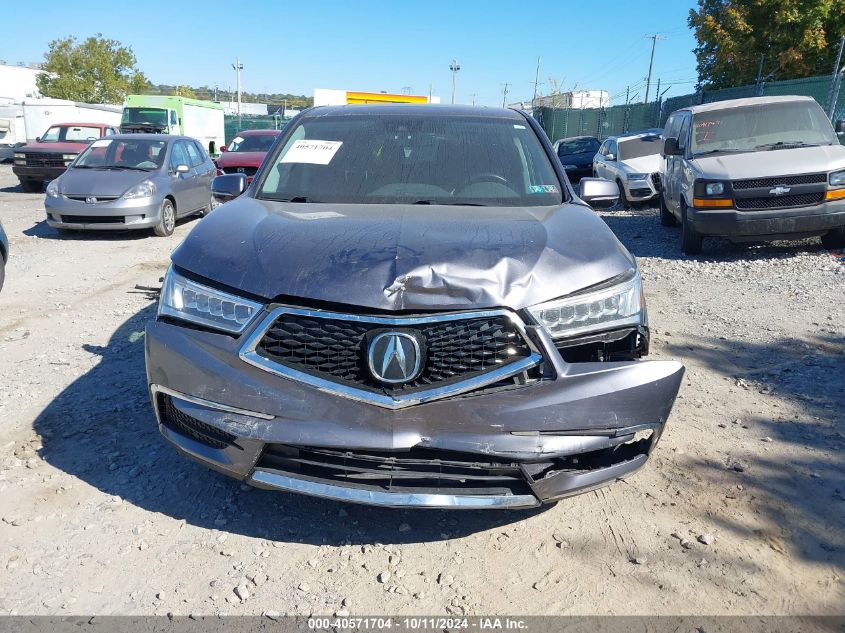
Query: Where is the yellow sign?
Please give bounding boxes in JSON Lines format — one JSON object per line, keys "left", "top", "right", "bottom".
{"left": 345, "top": 91, "right": 429, "bottom": 105}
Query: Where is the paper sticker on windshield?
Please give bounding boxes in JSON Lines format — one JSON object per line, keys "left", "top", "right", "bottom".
{"left": 530, "top": 184, "right": 559, "bottom": 194}
{"left": 280, "top": 140, "right": 342, "bottom": 165}
{"left": 514, "top": 124, "right": 526, "bottom": 129}
{"left": 232, "top": 136, "right": 245, "bottom": 145}
{"left": 91, "top": 139, "right": 112, "bottom": 147}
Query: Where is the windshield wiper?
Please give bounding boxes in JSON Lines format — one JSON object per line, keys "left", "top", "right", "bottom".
{"left": 412, "top": 200, "right": 488, "bottom": 206}
{"left": 693, "top": 148, "right": 751, "bottom": 156}
{"left": 95, "top": 165, "right": 149, "bottom": 171}
{"left": 754, "top": 141, "right": 820, "bottom": 150}
{"left": 262, "top": 195, "right": 318, "bottom": 203}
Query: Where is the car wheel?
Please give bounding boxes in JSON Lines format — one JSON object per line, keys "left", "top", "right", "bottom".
{"left": 659, "top": 193, "right": 676, "bottom": 226}
{"left": 199, "top": 193, "right": 215, "bottom": 217}
{"left": 680, "top": 202, "right": 703, "bottom": 255}
{"left": 20, "top": 179, "right": 42, "bottom": 193}
{"left": 616, "top": 179, "right": 630, "bottom": 210}
{"left": 154, "top": 198, "right": 176, "bottom": 237}
{"left": 820, "top": 227, "right": 845, "bottom": 249}
{"left": 0, "top": 256, "right": 5, "bottom": 292}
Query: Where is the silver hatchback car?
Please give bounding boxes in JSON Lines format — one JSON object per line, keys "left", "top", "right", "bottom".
{"left": 44, "top": 134, "right": 215, "bottom": 237}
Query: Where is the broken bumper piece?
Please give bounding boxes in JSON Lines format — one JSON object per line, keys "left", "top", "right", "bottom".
{"left": 145, "top": 320, "right": 684, "bottom": 509}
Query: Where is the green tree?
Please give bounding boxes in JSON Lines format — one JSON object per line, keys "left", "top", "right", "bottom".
{"left": 172, "top": 85, "right": 197, "bottom": 98}
{"left": 36, "top": 34, "right": 149, "bottom": 103}
{"left": 689, "top": 0, "right": 845, "bottom": 89}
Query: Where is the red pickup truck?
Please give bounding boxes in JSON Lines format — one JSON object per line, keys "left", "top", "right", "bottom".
{"left": 12, "top": 122, "right": 119, "bottom": 192}
{"left": 215, "top": 129, "right": 281, "bottom": 184}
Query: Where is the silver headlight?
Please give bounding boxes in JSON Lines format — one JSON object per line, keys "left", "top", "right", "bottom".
{"left": 123, "top": 180, "right": 156, "bottom": 199}
{"left": 528, "top": 270, "right": 646, "bottom": 339}
{"left": 158, "top": 267, "right": 264, "bottom": 334}
{"left": 627, "top": 173, "right": 648, "bottom": 181}
{"left": 46, "top": 179, "right": 60, "bottom": 198}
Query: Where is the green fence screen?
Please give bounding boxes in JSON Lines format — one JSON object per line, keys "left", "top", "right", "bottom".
{"left": 536, "top": 72, "right": 845, "bottom": 143}
{"left": 224, "top": 115, "right": 291, "bottom": 144}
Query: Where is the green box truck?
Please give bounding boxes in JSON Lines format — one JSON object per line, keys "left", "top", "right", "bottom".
{"left": 121, "top": 95, "right": 225, "bottom": 155}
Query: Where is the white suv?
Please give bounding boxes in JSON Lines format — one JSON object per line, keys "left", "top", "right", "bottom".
{"left": 593, "top": 131, "right": 663, "bottom": 208}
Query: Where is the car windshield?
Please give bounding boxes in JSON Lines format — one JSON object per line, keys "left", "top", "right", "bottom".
{"left": 74, "top": 138, "right": 167, "bottom": 170}
{"left": 41, "top": 125, "right": 102, "bottom": 142}
{"left": 121, "top": 108, "right": 168, "bottom": 126}
{"left": 617, "top": 135, "right": 662, "bottom": 160}
{"left": 557, "top": 138, "right": 600, "bottom": 155}
{"left": 258, "top": 114, "right": 563, "bottom": 206}
{"left": 227, "top": 134, "right": 278, "bottom": 152}
{"left": 691, "top": 101, "right": 837, "bottom": 154}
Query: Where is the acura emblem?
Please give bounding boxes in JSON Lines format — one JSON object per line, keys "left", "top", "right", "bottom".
{"left": 85, "top": 196, "right": 97, "bottom": 204}
{"left": 769, "top": 186, "right": 791, "bottom": 196}
{"left": 368, "top": 332, "right": 422, "bottom": 384}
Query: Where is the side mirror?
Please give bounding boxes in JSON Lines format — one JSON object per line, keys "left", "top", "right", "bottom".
{"left": 835, "top": 119, "right": 845, "bottom": 136}
{"left": 219, "top": 145, "right": 228, "bottom": 153}
{"left": 174, "top": 164, "right": 191, "bottom": 174}
{"left": 605, "top": 153, "right": 616, "bottom": 162}
{"left": 36, "top": 137, "right": 41, "bottom": 143}
{"left": 579, "top": 177, "right": 619, "bottom": 209}
{"left": 212, "top": 174, "right": 247, "bottom": 202}
{"left": 662, "top": 137, "right": 681, "bottom": 156}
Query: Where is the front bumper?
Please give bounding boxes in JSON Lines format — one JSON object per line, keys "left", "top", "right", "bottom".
{"left": 690, "top": 199, "right": 845, "bottom": 238}
{"left": 145, "top": 317, "right": 684, "bottom": 509}
{"left": 623, "top": 177, "right": 659, "bottom": 202}
{"left": 13, "top": 164, "right": 67, "bottom": 182}
{"left": 45, "top": 195, "right": 163, "bottom": 231}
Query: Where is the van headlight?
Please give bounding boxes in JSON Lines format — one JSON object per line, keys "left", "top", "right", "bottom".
{"left": 830, "top": 169, "right": 845, "bottom": 187}
{"left": 158, "top": 267, "right": 264, "bottom": 334}
{"left": 123, "top": 180, "right": 157, "bottom": 199}
{"left": 527, "top": 270, "right": 646, "bottom": 339}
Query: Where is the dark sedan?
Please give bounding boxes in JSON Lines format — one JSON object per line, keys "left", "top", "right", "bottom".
{"left": 145, "top": 105, "right": 684, "bottom": 509}
{"left": 553, "top": 136, "right": 601, "bottom": 182}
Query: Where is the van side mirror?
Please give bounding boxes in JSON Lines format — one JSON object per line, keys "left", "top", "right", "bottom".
{"left": 835, "top": 119, "right": 845, "bottom": 136}
{"left": 579, "top": 177, "right": 619, "bottom": 209}
{"left": 662, "top": 137, "right": 682, "bottom": 156}
{"left": 212, "top": 174, "right": 247, "bottom": 202}
{"left": 174, "top": 164, "right": 190, "bottom": 174}
{"left": 605, "top": 153, "right": 616, "bottom": 162}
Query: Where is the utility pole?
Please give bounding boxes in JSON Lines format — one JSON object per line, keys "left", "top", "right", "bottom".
{"left": 501, "top": 83, "right": 511, "bottom": 108}
{"left": 643, "top": 34, "right": 665, "bottom": 103}
{"left": 232, "top": 57, "right": 243, "bottom": 124}
{"left": 449, "top": 60, "right": 460, "bottom": 104}
{"left": 470, "top": 93, "right": 477, "bottom": 106}
{"left": 653, "top": 78, "right": 661, "bottom": 124}
{"left": 532, "top": 56, "right": 542, "bottom": 106}
{"left": 755, "top": 53, "right": 765, "bottom": 96}
{"left": 827, "top": 36, "right": 845, "bottom": 118}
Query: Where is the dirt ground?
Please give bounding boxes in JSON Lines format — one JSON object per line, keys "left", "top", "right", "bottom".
{"left": 0, "top": 163, "right": 842, "bottom": 616}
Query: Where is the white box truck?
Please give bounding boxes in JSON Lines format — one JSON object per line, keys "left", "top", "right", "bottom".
{"left": 121, "top": 95, "right": 225, "bottom": 155}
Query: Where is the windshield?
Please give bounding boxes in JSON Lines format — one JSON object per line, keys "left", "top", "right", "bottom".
{"left": 259, "top": 114, "right": 563, "bottom": 206}
{"left": 617, "top": 135, "right": 662, "bottom": 161}
{"left": 557, "top": 137, "right": 600, "bottom": 155}
{"left": 41, "top": 125, "right": 102, "bottom": 143}
{"left": 121, "top": 107, "right": 168, "bottom": 126}
{"left": 227, "top": 134, "right": 278, "bottom": 153}
{"left": 691, "top": 101, "right": 837, "bottom": 154}
{"left": 74, "top": 138, "right": 167, "bottom": 170}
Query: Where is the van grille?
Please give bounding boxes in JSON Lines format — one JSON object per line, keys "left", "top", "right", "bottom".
{"left": 732, "top": 173, "right": 826, "bottom": 190}
{"left": 735, "top": 192, "right": 825, "bottom": 210}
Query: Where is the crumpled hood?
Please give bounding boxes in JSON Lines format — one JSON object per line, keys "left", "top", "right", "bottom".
{"left": 20, "top": 141, "right": 88, "bottom": 154}
{"left": 58, "top": 167, "right": 150, "bottom": 197}
{"left": 172, "top": 197, "right": 636, "bottom": 311}
{"left": 217, "top": 151, "right": 268, "bottom": 169}
{"left": 621, "top": 154, "right": 661, "bottom": 173}
{"left": 691, "top": 144, "right": 845, "bottom": 180}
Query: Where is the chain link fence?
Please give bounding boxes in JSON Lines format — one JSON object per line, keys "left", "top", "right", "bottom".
{"left": 535, "top": 72, "right": 845, "bottom": 143}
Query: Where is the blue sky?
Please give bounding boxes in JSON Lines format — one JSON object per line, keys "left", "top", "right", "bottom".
{"left": 3, "top": 0, "right": 700, "bottom": 106}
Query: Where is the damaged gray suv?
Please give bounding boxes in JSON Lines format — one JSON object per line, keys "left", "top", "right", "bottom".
{"left": 145, "top": 105, "right": 684, "bottom": 509}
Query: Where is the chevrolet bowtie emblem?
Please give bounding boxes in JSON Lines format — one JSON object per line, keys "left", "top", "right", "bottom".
{"left": 769, "top": 186, "right": 791, "bottom": 196}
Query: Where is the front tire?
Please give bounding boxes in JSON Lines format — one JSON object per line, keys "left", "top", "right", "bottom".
{"left": 659, "top": 193, "right": 676, "bottom": 226}
{"left": 616, "top": 179, "right": 630, "bottom": 210}
{"left": 821, "top": 228, "right": 845, "bottom": 249}
{"left": 20, "top": 179, "right": 42, "bottom": 193}
{"left": 153, "top": 198, "right": 176, "bottom": 237}
{"left": 680, "top": 202, "right": 703, "bottom": 255}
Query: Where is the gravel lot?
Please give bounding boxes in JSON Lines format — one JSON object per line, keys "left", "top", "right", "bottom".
{"left": 0, "top": 163, "right": 842, "bottom": 616}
